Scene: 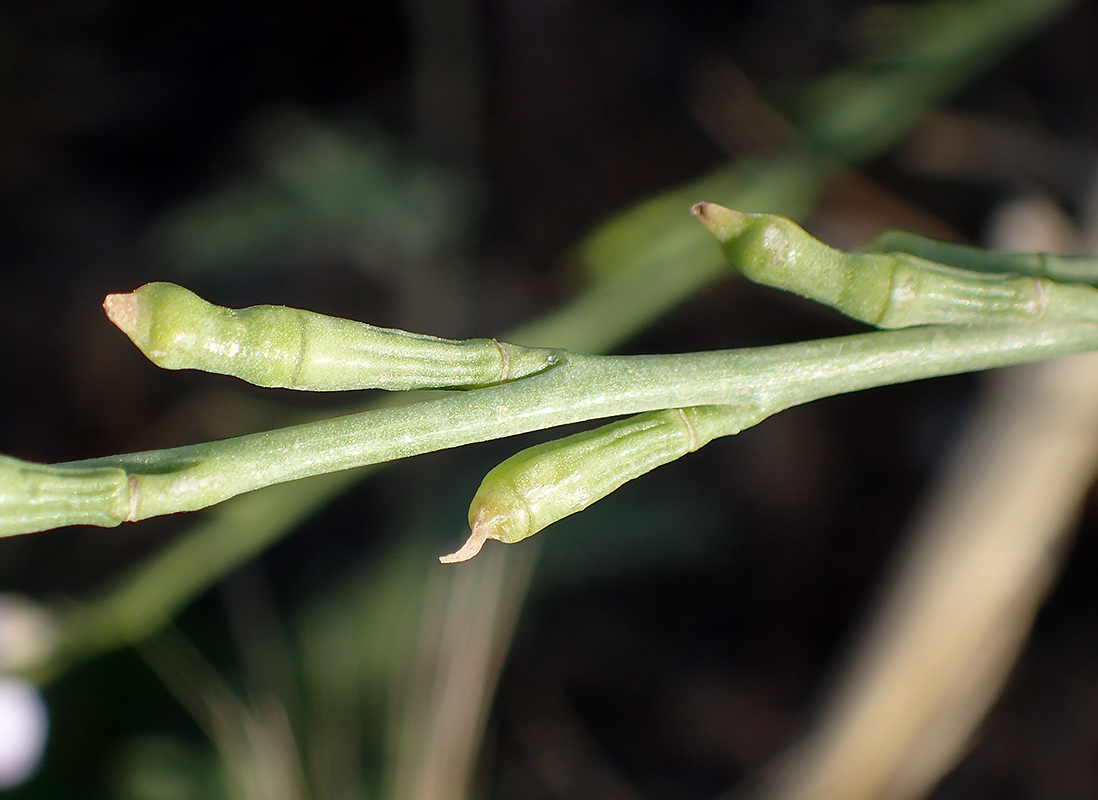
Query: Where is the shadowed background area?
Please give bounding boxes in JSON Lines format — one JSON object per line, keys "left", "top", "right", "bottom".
{"left": 1, "top": 1, "right": 1098, "bottom": 798}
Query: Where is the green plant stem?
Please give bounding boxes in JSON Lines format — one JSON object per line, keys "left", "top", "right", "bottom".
{"left": 797, "top": 0, "right": 1078, "bottom": 161}
{"left": 25, "top": 470, "right": 363, "bottom": 685}
{"left": 17, "top": 321, "right": 1089, "bottom": 532}
{"left": 20, "top": 0, "right": 1080, "bottom": 685}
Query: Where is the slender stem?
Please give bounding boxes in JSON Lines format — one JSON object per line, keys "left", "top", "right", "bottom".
{"left": 53, "top": 321, "right": 1098, "bottom": 527}
{"left": 10, "top": 0, "right": 1084, "bottom": 684}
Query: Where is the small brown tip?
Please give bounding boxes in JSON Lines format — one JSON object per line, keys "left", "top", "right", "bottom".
{"left": 439, "top": 517, "right": 490, "bottom": 564}
{"left": 690, "top": 201, "right": 747, "bottom": 242}
{"left": 103, "top": 291, "right": 140, "bottom": 336}
{"left": 690, "top": 201, "right": 714, "bottom": 220}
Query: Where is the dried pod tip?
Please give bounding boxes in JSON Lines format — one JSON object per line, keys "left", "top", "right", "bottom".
{"left": 438, "top": 508, "right": 491, "bottom": 564}
{"left": 690, "top": 202, "right": 748, "bottom": 242}
{"left": 103, "top": 291, "right": 141, "bottom": 337}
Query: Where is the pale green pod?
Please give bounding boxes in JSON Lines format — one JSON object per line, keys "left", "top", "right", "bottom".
{"left": 440, "top": 405, "right": 763, "bottom": 562}
{"left": 864, "top": 229, "right": 1098, "bottom": 287}
{"left": 104, "top": 282, "right": 561, "bottom": 391}
{"left": 0, "top": 455, "right": 133, "bottom": 536}
{"left": 692, "top": 202, "right": 1098, "bottom": 328}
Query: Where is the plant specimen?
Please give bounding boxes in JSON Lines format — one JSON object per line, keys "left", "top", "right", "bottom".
{"left": 4, "top": 205, "right": 1097, "bottom": 565}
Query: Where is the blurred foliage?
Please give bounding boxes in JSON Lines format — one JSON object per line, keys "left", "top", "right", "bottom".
{"left": 146, "top": 112, "right": 478, "bottom": 277}
{"left": 1, "top": 0, "right": 1096, "bottom": 799}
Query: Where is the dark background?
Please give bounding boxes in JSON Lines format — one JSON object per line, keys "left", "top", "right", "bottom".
{"left": 1, "top": 1, "right": 1098, "bottom": 797}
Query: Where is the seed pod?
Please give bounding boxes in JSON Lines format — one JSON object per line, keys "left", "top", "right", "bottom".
{"left": 440, "top": 405, "right": 761, "bottom": 562}
{"left": 104, "top": 282, "right": 560, "bottom": 391}
{"left": 864, "top": 229, "right": 1098, "bottom": 287}
{"left": 0, "top": 455, "right": 133, "bottom": 536}
{"left": 691, "top": 202, "right": 1098, "bottom": 328}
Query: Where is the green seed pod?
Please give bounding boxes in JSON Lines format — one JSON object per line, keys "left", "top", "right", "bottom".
{"left": 864, "top": 229, "right": 1098, "bottom": 287}
{"left": 0, "top": 455, "right": 133, "bottom": 536}
{"left": 691, "top": 202, "right": 1098, "bottom": 328}
{"left": 104, "top": 283, "right": 560, "bottom": 391}
{"left": 440, "top": 405, "right": 762, "bottom": 562}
